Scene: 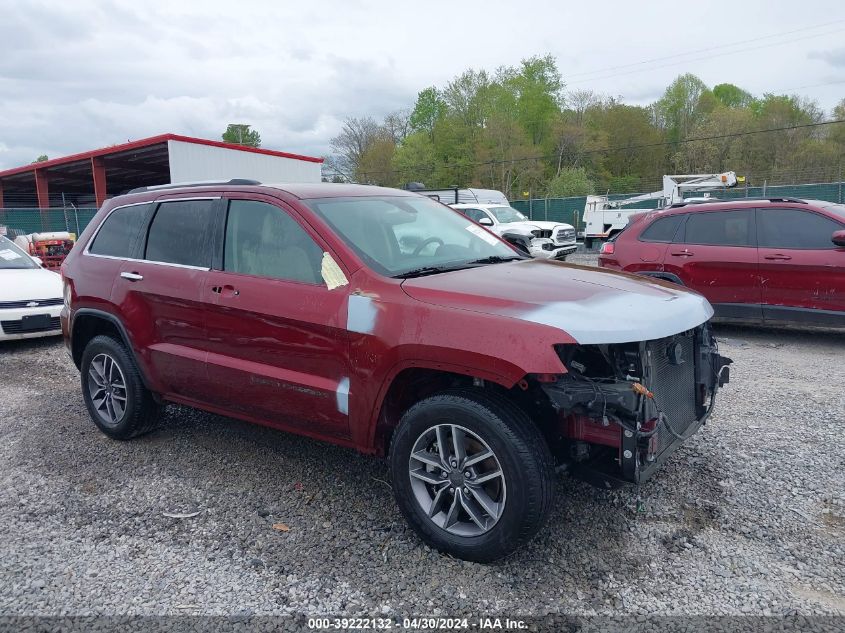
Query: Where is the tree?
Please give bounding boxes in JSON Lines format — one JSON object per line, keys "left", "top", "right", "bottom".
{"left": 32, "top": 155, "right": 48, "bottom": 163}
{"left": 712, "top": 83, "right": 755, "bottom": 109}
{"left": 222, "top": 124, "right": 261, "bottom": 147}
{"left": 358, "top": 138, "right": 397, "bottom": 186}
{"left": 329, "top": 116, "right": 382, "bottom": 180}
{"left": 409, "top": 87, "right": 446, "bottom": 136}
{"left": 392, "top": 132, "right": 437, "bottom": 186}
{"left": 546, "top": 167, "right": 594, "bottom": 197}
{"left": 508, "top": 54, "right": 563, "bottom": 146}
{"left": 655, "top": 74, "right": 715, "bottom": 144}
{"left": 382, "top": 109, "right": 411, "bottom": 144}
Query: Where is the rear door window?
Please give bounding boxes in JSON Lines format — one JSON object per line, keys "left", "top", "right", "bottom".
{"left": 757, "top": 208, "right": 844, "bottom": 249}
{"left": 145, "top": 199, "right": 215, "bottom": 267}
{"left": 681, "top": 210, "right": 755, "bottom": 247}
{"left": 639, "top": 215, "right": 684, "bottom": 242}
{"left": 89, "top": 203, "right": 151, "bottom": 258}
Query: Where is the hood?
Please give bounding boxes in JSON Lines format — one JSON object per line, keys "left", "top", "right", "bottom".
{"left": 401, "top": 259, "right": 713, "bottom": 344}
{"left": 0, "top": 268, "right": 63, "bottom": 302}
{"left": 499, "top": 220, "right": 575, "bottom": 231}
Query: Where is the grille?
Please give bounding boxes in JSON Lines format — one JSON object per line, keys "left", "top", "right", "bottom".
{"left": 645, "top": 331, "right": 697, "bottom": 455}
{"left": 1, "top": 316, "right": 61, "bottom": 334}
{"left": 531, "top": 229, "right": 553, "bottom": 239}
{"left": 0, "top": 298, "right": 63, "bottom": 310}
{"left": 555, "top": 228, "right": 576, "bottom": 243}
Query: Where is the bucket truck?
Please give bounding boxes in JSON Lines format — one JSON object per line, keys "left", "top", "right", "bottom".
{"left": 582, "top": 172, "right": 740, "bottom": 248}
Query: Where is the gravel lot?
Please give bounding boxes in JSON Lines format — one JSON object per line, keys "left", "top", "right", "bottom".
{"left": 1, "top": 295, "right": 843, "bottom": 618}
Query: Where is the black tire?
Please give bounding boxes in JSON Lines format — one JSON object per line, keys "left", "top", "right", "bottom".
{"left": 80, "top": 334, "right": 161, "bottom": 440}
{"left": 584, "top": 238, "right": 593, "bottom": 250}
{"left": 389, "top": 389, "right": 555, "bottom": 562}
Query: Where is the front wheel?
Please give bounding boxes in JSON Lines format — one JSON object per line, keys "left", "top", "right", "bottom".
{"left": 389, "top": 390, "right": 555, "bottom": 562}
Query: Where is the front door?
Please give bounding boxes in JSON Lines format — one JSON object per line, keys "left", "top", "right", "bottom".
{"left": 663, "top": 208, "right": 761, "bottom": 320}
{"left": 756, "top": 207, "right": 845, "bottom": 323}
{"left": 202, "top": 196, "right": 353, "bottom": 439}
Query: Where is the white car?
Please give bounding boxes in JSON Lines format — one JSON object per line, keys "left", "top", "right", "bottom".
{"left": 451, "top": 203, "right": 577, "bottom": 260}
{"left": 0, "top": 235, "right": 64, "bottom": 341}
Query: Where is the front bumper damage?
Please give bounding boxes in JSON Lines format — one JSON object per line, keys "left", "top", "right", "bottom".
{"left": 541, "top": 324, "right": 731, "bottom": 486}
{"left": 529, "top": 239, "right": 578, "bottom": 260}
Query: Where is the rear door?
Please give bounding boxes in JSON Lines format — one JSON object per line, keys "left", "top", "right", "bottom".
{"left": 202, "top": 195, "right": 353, "bottom": 440}
{"left": 112, "top": 196, "right": 220, "bottom": 400}
{"left": 663, "top": 208, "right": 761, "bottom": 320}
{"left": 756, "top": 207, "right": 845, "bottom": 323}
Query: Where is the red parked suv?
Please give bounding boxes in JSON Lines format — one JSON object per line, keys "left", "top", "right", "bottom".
{"left": 62, "top": 181, "right": 730, "bottom": 561}
{"left": 599, "top": 198, "right": 845, "bottom": 326}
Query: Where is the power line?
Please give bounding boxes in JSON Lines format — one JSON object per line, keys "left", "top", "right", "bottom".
{"left": 356, "top": 119, "right": 845, "bottom": 179}
{"left": 567, "top": 27, "right": 845, "bottom": 85}
{"left": 565, "top": 18, "right": 845, "bottom": 80}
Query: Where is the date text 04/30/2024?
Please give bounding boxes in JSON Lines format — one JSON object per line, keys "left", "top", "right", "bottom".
{"left": 307, "top": 617, "right": 528, "bottom": 630}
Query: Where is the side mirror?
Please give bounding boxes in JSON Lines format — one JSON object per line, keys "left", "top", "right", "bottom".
{"left": 478, "top": 217, "right": 494, "bottom": 227}
{"left": 31, "top": 256, "right": 43, "bottom": 266}
{"left": 832, "top": 229, "right": 845, "bottom": 247}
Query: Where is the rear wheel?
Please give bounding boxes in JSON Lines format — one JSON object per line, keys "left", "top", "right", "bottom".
{"left": 390, "top": 390, "right": 555, "bottom": 562}
{"left": 80, "top": 335, "right": 161, "bottom": 439}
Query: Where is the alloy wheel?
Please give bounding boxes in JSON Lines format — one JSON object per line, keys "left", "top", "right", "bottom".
{"left": 87, "top": 353, "right": 128, "bottom": 427}
{"left": 408, "top": 424, "right": 506, "bottom": 537}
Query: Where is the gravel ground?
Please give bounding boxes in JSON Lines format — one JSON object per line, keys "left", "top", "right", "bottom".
{"left": 1, "top": 312, "right": 843, "bottom": 618}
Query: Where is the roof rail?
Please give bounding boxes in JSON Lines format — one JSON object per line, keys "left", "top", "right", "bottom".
{"left": 668, "top": 196, "right": 808, "bottom": 208}
{"left": 128, "top": 178, "right": 261, "bottom": 194}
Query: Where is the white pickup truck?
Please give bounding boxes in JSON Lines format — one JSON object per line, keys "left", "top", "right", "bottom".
{"left": 418, "top": 188, "right": 578, "bottom": 260}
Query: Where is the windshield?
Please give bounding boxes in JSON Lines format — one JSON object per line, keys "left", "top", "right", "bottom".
{"left": 305, "top": 196, "right": 518, "bottom": 277}
{"left": 0, "top": 236, "right": 38, "bottom": 270}
{"left": 487, "top": 206, "right": 528, "bottom": 223}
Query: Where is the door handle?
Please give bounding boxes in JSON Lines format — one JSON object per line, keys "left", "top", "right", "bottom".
{"left": 670, "top": 249, "right": 694, "bottom": 257}
{"left": 212, "top": 285, "right": 239, "bottom": 297}
{"left": 764, "top": 254, "right": 792, "bottom": 261}
{"left": 120, "top": 271, "right": 143, "bottom": 281}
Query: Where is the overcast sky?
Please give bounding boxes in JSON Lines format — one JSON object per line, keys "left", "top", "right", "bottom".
{"left": 1, "top": 0, "right": 844, "bottom": 170}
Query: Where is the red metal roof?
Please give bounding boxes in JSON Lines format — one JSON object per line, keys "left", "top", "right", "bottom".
{"left": 0, "top": 133, "right": 323, "bottom": 178}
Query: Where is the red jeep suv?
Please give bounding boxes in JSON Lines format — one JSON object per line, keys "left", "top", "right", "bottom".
{"left": 62, "top": 181, "right": 730, "bottom": 561}
{"left": 599, "top": 197, "right": 845, "bottom": 326}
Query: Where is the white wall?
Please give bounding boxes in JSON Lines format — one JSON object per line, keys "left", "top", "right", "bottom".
{"left": 167, "top": 140, "right": 321, "bottom": 184}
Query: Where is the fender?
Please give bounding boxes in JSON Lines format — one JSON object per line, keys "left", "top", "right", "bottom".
{"left": 70, "top": 308, "right": 153, "bottom": 390}
{"left": 362, "top": 356, "right": 522, "bottom": 454}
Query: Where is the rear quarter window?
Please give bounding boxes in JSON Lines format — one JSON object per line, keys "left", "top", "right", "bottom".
{"left": 639, "top": 215, "right": 684, "bottom": 242}
{"left": 88, "top": 203, "right": 151, "bottom": 258}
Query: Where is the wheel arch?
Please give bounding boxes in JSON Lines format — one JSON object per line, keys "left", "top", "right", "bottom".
{"left": 71, "top": 309, "right": 152, "bottom": 389}
{"left": 368, "top": 362, "right": 558, "bottom": 458}
{"left": 637, "top": 271, "right": 685, "bottom": 286}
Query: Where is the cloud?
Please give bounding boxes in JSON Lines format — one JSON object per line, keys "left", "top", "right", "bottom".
{"left": 808, "top": 47, "right": 845, "bottom": 67}
{"left": 1, "top": 0, "right": 844, "bottom": 170}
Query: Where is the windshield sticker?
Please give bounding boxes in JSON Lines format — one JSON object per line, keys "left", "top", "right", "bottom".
{"left": 0, "top": 249, "right": 23, "bottom": 261}
{"left": 465, "top": 224, "right": 499, "bottom": 246}
{"left": 321, "top": 252, "right": 349, "bottom": 290}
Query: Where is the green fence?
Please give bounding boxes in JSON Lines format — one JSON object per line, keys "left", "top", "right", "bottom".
{"left": 510, "top": 181, "right": 845, "bottom": 227}
{"left": 0, "top": 207, "right": 99, "bottom": 237}
{"left": 2, "top": 180, "right": 843, "bottom": 237}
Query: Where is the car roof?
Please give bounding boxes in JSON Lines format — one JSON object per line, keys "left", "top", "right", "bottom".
{"left": 450, "top": 203, "right": 510, "bottom": 209}
{"left": 265, "top": 183, "right": 418, "bottom": 200}
{"left": 647, "top": 197, "right": 831, "bottom": 219}
{"left": 111, "top": 182, "right": 420, "bottom": 206}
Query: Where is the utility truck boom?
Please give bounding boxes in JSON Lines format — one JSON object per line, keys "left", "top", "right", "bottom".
{"left": 583, "top": 172, "right": 739, "bottom": 247}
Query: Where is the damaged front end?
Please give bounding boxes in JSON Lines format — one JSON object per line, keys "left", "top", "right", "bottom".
{"left": 541, "top": 324, "right": 731, "bottom": 487}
